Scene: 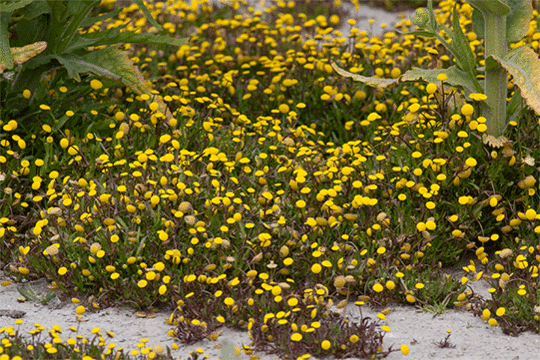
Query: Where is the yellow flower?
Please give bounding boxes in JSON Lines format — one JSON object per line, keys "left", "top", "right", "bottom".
{"left": 90, "top": 79, "right": 103, "bottom": 90}
{"left": 469, "top": 93, "right": 487, "bottom": 101}
{"left": 426, "top": 83, "right": 437, "bottom": 94}
{"left": 321, "top": 340, "right": 331, "bottom": 350}
{"left": 401, "top": 344, "right": 410, "bottom": 355}
{"left": 290, "top": 333, "right": 302, "bottom": 341}
{"left": 436, "top": 73, "right": 448, "bottom": 81}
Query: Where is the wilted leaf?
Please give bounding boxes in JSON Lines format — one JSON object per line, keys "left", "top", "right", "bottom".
{"left": 491, "top": 45, "right": 540, "bottom": 116}
{"left": 482, "top": 134, "right": 512, "bottom": 148}
{"left": 0, "top": 41, "right": 47, "bottom": 74}
{"left": 332, "top": 61, "right": 478, "bottom": 97}
{"left": 330, "top": 61, "right": 397, "bottom": 88}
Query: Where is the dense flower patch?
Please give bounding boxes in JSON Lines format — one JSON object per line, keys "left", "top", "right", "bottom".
{"left": 1, "top": 0, "right": 540, "bottom": 358}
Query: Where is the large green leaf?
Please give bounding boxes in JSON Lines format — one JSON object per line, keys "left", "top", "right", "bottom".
{"left": 0, "top": 41, "right": 47, "bottom": 74}
{"left": 505, "top": 0, "right": 533, "bottom": 42}
{"left": 471, "top": 7, "right": 484, "bottom": 39}
{"left": 468, "top": 0, "right": 510, "bottom": 17}
{"left": 52, "top": 46, "right": 172, "bottom": 120}
{"left": 331, "top": 62, "right": 478, "bottom": 96}
{"left": 0, "top": 12, "right": 12, "bottom": 69}
{"left": 491, "top": 45, "right": 540, "bottom": 116}
{"left": 0, "top": 0, "right": 36, "bottom": 12}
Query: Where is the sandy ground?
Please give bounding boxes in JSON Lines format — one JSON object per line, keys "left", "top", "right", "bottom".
{"left": 1, "top": 269, "right": 539, "bottom": 360}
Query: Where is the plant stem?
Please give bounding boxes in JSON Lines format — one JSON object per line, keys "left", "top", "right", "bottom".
{"left": 483, "top": 13, "right": 507, "bottom": 137}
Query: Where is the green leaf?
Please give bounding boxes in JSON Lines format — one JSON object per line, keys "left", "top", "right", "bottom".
{"left": 50, "top": 46, "right": 124, "bottom": 82}
{"left": 491, "top": 45, "right": 540, "bottom": 116}
{"left": 505, "top": 0, "right": 533, "bottom": 42}
{"left": 132, "top": 0, "right": 162, "bottom": 32}
{"left": 0, "top": 41, "right": 47, "bottom": 74}
{"left": 0, "top": 12, "right": 12, "bottom": 70}
{"left": 65, "top": 23, "right": 187, "bottom": 53}
{"left": 54, "top": 0, "right": 100, "bottom": 54}
{"left": 0, "top": 0, "right": 36, "bottom": 12}
{"left": 18, "top": 0, "right": 50, "bottom": 19}
{"left": 52, "top": 46, "right": 172, "bottom": 120}
{"left": 506, "top": 87, "right": 523, "bottom": 124}
{"left": 468, "top": 0, "right": 510, "bottom": 17}
{"left": 450, "top": 4, "right": 477, "bottom": 79}
{"left": 471, "top": 7, "right": 484, "bottom": 39}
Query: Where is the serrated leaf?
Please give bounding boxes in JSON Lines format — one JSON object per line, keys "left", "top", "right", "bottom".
{"left": 482, "top": 134, "right": 511, "bottom": 148}
{"left": 0, "top": 41, "right": 47, "bottom": 74}
{"left": 491, "top": 46, "right": 540, "bottom": 116}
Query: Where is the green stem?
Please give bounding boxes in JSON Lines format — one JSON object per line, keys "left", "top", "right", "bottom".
{"left": 483, "top": 13, "right": 507, "bottom": 137}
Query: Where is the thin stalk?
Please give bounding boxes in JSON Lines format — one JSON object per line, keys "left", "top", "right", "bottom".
{"left": 483, "top": 13, "right": 508, "bottom": 137}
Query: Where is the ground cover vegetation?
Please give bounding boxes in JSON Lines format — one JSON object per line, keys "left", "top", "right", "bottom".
{"left": 1, "top": 0, "right": 540, "bottom": 359}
